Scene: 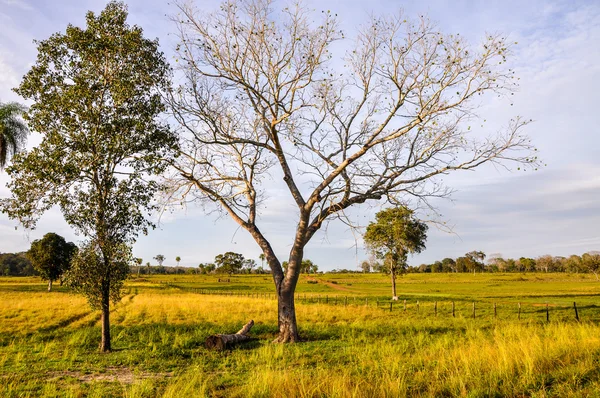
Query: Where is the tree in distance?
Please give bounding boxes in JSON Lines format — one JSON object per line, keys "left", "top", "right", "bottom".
{"left": 244, "top": 258, "right": 257, "bottom": 273}
{"left": 364, "top": 207, "right": 428, "bottom": 300}
{"left": 154, "top": 254, "right": 166, "bottom": 266}
{"left": 27, "top": 232, "right": 77, "bottom": 292}
{"left": 466, "top": 250, "right": 486, "bottom": 273}
{"left": 134, "top": 257, "right": 143, "bottom": 276}
{"left": 582, "top": 252, "right": 600, "bottom": 280}
{"left": 175, "top": 256, "right": 181, "bottom": 266}
{"left": 165, "top": 0, "right": 539, "bottom": 342}
{"left": 300, "top": 259, "right": 318, "bottom": 274}
{"left": 215, "top": 252, "right": 246, "bottom": 275}
{"left": 360, "top": 261, "right": 372, "bottom": 273}
{"left": 0, "top": 102, "right": 29, "bottom": 171}
{"left": 1, "top": 1, "right": 175, "bottom": 352}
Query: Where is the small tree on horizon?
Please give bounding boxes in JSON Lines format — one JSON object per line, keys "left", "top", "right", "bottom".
{"left": 27, "top": 232, "right": 77, "bottom": 292}
{"left": 175, "top": 256, "right": 181, "bottom": 266}
{"left": 364, "top": 207, "right": 428, "bottom": 300}
{"left": 215, "top": 252, "right": 245, "bottom": 275}
{"left": 153, "top": 254, "right": 166, "bottom": 267}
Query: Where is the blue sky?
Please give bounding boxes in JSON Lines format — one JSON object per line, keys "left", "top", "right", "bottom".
{"left": 0, "top": 0, "right": 599, "bottom": 270}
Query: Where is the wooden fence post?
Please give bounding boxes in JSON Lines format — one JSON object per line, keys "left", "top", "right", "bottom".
{"left": 518, "top": 302, "right": 521, "bottom": 320}
{"left": 472, "top": 302, "right": 476, "bottom": 319}
{"left": 494, "top": 302, "right": 497, "bottom": 319}
{"left": 416, "top": 301, "right": 420, "bottom": 313}
{"left": 574, "top": 302, "right": 580, "bottom": 321}
{"left": 390, "top": 302, "right": 393, "bottom": 312}
{"left": 434, "top": 301, "right": 437, "bottom": 317}
{"left": 452, "top": 301, "right": 455, "bottom": 317}
{"left": 403, "top": 299, "right": 407, "bottom": 311}
{"left": 546, "top": 303, "right": 549, "bottom": 322}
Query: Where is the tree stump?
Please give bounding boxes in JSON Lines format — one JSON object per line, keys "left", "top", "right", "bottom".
{"left": 205, "top": 320, "right": 254, "bottom": 350}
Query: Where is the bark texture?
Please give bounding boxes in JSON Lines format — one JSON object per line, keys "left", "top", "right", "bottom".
{"left": 99, "top": 291, "right": 111, "bottom": 352}
{"left": 205, "top": 320, "right": 254, "bottom": 350}
{"left": 276, "top": 291, "right": 300, "bottom": 343}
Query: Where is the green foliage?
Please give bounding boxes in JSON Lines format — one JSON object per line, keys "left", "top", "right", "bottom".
{"left": 0, "top": 102, "right": 29, "bottom": 170}
{"left": 300, "top": 259, "right": 318, "bottom": 274}
{"left": 214, "top": 252, "right": 245, "bottom": 275}
{"left": 0, "top": 1, "right": 174, "bottom": 351}
{"left": 363, "top": 207, "right": 428, "bottom": 274}
{"left": 27, "top": 233, "right": 77, "bottom": 288}
{"left": 65, "top": 240, "right": 130, "bottom": 310}
{"left": 0, "top": 252, "right": 33, "bottom": 276}
{"left": 1, "top": 0, "right": 175, "bottom": 238}
{"left": 154, "top": 254, "right": 166, "bottom": 266}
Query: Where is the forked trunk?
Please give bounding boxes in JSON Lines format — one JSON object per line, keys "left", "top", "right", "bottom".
{"left": 47, "top": 279, "right": 53, "bottom": 292}
{"left": 99, "top": 289, "right": 111, "bottom": 352}
{"left": 276, "top": 290, "right": 300, "bottom": 343}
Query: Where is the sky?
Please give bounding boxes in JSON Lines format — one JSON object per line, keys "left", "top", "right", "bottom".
{"left": 0, "top": 0, "right": 599, "bottom": 270}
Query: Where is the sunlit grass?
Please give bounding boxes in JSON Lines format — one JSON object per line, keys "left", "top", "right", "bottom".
{"left": 1, "top": 273, "right": 600, "bottom": 396}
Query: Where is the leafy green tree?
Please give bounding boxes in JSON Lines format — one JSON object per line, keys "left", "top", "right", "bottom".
{"left": 0, "top": 102, "right": 29, "bottom": 170}
{"left": 466, "top": 251, "right": 486, "bottom": 273}
{"left": 153, "top": 254, "right": 166, "bottom": 267}
{"left": 582, "top": 252, "right": 600, "bottom": 280}
{"left": 360, "top": 260, "right": 371, "bottom": 273}
{"left": 300, "top": 259, "right": 317, "bottom": 274}
{"left": 27, "top": 233, "right": 77, "bottom": 292}
{"left": 243, "top": 258, "right": 256, "bottom": 273}
{"left": 0, "top": 2, "right": 174, "bottom": 352}
{"left": 431, "top": 261, "right": 443, "bottom": 273}
{"left": 441, "top": 258, "right": 456, "bottom": 273}
{"left": 215, "top": 252, "right": 245, "bottom": 275}
{"left": 565, "top": 255, "right": 583, "bottom": 273}
{"left": 66, "top": 240, "right": 130, "bottom": 350}
{"left": 519, "top": 257, "right": 536, "bottom": 272}
{"left": 364, "top": 207, "right": 428, "bottom": 300}
{"left": 175, "top": 256, "right": 181, "bottom": 266}
{"left": 455, "top": 257, "right": 468, "bottom": 273}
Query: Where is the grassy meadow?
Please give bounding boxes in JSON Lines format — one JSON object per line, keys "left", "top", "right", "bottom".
{"left": 2, "top": 273, "right": 600, "bottom": 397}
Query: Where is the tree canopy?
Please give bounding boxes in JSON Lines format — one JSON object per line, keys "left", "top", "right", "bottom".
{"left": 27, "top": 232, "right": 77, "bottom": 292}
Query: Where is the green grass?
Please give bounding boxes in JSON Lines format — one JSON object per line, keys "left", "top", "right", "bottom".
{"left": 1, "top": 273, "right": 600, "bottom": 397}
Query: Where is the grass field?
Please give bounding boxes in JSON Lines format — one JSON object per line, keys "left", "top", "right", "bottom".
{"left": 2, "top": 273, "right": 600, "bottom": 397}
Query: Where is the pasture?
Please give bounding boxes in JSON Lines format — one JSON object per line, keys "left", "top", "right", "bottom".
{"left": 2, "top": 273, "right": 600, "bottom": 397}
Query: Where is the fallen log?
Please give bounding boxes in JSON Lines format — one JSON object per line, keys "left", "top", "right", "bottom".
{"left": 205, "top": 320, "right": 254, "bottom": 350}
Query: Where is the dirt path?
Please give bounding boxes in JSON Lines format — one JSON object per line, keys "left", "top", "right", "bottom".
{"left": 305, "top": 277, "right": 352, "bottom": 292}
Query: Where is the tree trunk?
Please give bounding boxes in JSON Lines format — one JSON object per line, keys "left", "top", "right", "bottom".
{"left": 276, "top": 289, "right": 300, "bottom": 342}
{"left": 205, "top": 320, "right": 254, "bottom": 350}
{"left": 391, "top": 268, "right": 398, "bottom": 300}
{"left": 47, "top": 279, "right": 53, "bottom": 292}
{"left": 99, "top": 289, "right": 111, "bottom": 352}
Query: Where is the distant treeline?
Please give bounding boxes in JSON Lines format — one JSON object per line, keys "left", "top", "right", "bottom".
{"left": 407, "top": 252, "right": 600, "bottom": 274}
{"left": 0, "top": 252, "right": 35, "bottom": 276}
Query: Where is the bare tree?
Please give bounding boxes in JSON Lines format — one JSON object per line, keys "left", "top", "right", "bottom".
{"left": 165, "top": 0, "right": 538, "bottom": 342}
